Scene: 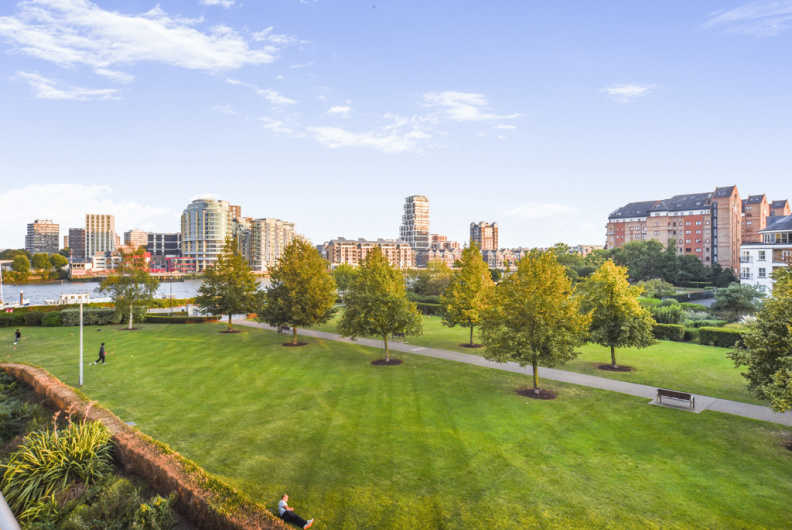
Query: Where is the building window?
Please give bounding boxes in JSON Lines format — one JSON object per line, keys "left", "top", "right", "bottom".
{"left": 747, "top": 206, "right": 752, "bottom": 210}
{"left": 696, "top": 221, "right": 702, "bottom": 225}
{"left": 758, "top": 250, "right": 766, "bottom": 261}
{"left": 758, "top": 268, "right": 766, "bottom": 278}
{"left": 747, "top": 221, "right": 752, "bottom": 225}
{"left": 685, "top": 230, "right": 691, "bottom": 234}
{"left": 686, "top": 221, "right": 691, "bottom": 226}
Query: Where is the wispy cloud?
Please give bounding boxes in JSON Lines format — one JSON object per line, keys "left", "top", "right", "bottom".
{"left": 211, "top": 105, "right": 235, "bottom": 114}
{"left": 601, "top": 84, "right": 659, "bottom": 103}
{"left": 309, "top": 127, "right": 430, "bottom": 153}
{"left": 260, "top": 118, "right": 304, "bottom": 137}
{"left": 225, "top": 78, "right": 297, "bottom": 105}
{"left": 253, "top": 26, "right": 302, "bottom": 45}
{"left": 15, "top": 72, "right": 119, "bottom": 100}
{"left": 424, "top": 91, "right": 522, "bottom": 122}
{"left": 502, "top": 203, "right": 578, "bottom": 219}
{"left": 0, "top": 184, "right": 177, "bottom": 245}
{"left": 327, "top": 105, "right": 351, "bottom": 117}
{"left": 201, "top": 0, "right": 235, "bottom": 8}
{"left": 0, "top": 0, "right": 277, "bottom": 73}
{"left": 94, "top": 68, "right": 135, "bottom": 83}
{"left": 703, "top": 1, "right": 792, "bottom": 36}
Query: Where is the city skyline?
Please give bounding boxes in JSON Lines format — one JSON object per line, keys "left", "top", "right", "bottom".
{"left": 1, "top": 1, "right": 791, "bottom": 249}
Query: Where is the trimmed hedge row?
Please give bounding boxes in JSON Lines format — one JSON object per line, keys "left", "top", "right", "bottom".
{"left": 145, "top": 315, "right": 219, "bottom": 324}
{"left": 414, "top": 302, "right": 443, "bottom": 316}
{"left": 665, "top": 291, "right": 713, "bottom": 302}
{"left": 0, "top": 314, "right": 25, "bottom": 327}
{"left": 687, "top": 319, "right": 728, "bottom": 329}
{"left": 652, "top": 323, "right": 685, "bottom": 342}
{"left": 699, "top": 327, "right": 745, "bottom": 348}
{"left": 60, "top": 307, "right": 147, "bottom": 327}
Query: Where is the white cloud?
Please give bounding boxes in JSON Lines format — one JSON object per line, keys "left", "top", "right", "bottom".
{"left": 94, "top": 68, "right": 135, "bottom": 83}
{"left": 290, "top": 62, "right": 314, "bottom": 69}
{"left": 502, "top": 203, "right": 578, "bottom": 219}
{"left": 224, "top": 78, "right": 296, "bottom": 105}
{"left": 495, "top": 124, "right": 516, "bottom": 130}
{"left": 327, "top": 105, "right": 351, "bottom": 117}
{"left": 703, "top": 1, "right": 792, "bottom": 36}
{"left": 601, "top": 84, "right": 659, "bottom": 103}
{"left": 424, "top": 91, "right": 521, "bottom": 122}
{"left": 260, "top": 117, "right": 304, "bottom": 137}
{"left": 0, "top": 0, "right": 276, "bottom": 73}
{"left": 211, "top": 105, "right": 235, "bottom": 114}
{"left": 201, "top": 0, "right": 235, "bottom": 8}
{"left": 0, "top": 184, "right": 178, "bottom": 247}
{"left": 15, "top": 72, "right": 119, "bottom": 100}
{"left": 253, "top": 26, "right": 299, "bottom": 44}
{"left": 309, "top": 126, "right": 427, "bottom": 153}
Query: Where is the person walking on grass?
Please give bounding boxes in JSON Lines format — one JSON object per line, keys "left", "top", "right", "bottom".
{"left": 278, "top": 494, "right": 314, "bottom": 529}
{"left": 91, "top": 343, "right": 106, "bottom": 365}
{"left": 13, "top": 329, "right": 20, "bottom": 345}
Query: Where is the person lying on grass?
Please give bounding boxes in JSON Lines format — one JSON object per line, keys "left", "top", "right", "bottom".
{"left": 278, "top": 494, "right": 314, "bottom": 529}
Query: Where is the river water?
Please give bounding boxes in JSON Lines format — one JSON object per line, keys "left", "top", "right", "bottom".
{"left": 0, "top": 278, "right": 271, "bottom": 307}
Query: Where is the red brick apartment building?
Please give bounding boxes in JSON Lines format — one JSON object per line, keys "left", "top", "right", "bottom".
{"left": 605, "top": 186, "right": 788, "bottom": 271}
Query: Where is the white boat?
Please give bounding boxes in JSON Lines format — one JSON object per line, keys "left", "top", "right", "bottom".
{"left": 0, "top": 268, "right": 29, "bottom": 309}
{"left": 43, "top": 293, "right": 112, "bottom": 306}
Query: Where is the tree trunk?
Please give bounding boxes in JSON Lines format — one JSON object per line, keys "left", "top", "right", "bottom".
{"left": 532, "top": 358, "right": 539, "bottom": 394}
{"left": 470, "top": 326, "right": 474, "bottom": 346}
{"left": 384, "top": 335, "right": 390, "bottom": 362}
{"left": 128, "top": 303, "right": 134, "bottom": 330}
{"left": 611, "top": 345, "right": 617, "bottom": 368}
{"left": 292, "top": 326, "right": 298, "bottom": 345}
{"left": 228, "top": 313, "right": 232, "bottom": 332}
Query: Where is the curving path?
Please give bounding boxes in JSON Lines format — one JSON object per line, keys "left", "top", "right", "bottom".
{"left": 236, "top": 320, "right": 792, "bottom": 427}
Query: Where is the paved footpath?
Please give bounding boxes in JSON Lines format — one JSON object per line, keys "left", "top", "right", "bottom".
{"left": 236, "top": 320, "right": 792, "bottom": 427}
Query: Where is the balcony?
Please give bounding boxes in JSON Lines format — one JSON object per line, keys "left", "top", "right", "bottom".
{"left": 739, "top": 256, "right": 753, "bottom": 263}
{"left": 740, "top": 273, "right": 753, "bottom": 280}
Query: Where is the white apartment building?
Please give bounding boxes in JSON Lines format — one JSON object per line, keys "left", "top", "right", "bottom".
{"left": 124, "top": 229, "right": 149, "bottom": 249}
{"left": 739, "top": 215, "right": 792, "bottom": 294}
{"left": 181, "top": 198, "right": 233, "bottom": 271}
{"left": 85, "top": 214, "right": 116, "bottom": 257}
{"left": 248, "top": 218, "right": 296, "bottom": 271}
{"left": 399, "top": 195, "right": 430, "bottom": 250}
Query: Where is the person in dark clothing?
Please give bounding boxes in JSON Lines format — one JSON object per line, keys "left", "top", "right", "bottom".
{"left": 278, "top": 494, "right": 313, "bottom": 529}
{"left": 92, "top": 343, "right": 106, "bottom": 365}
{"left": 13, "top": 329, "right": 21, "bottom": 345}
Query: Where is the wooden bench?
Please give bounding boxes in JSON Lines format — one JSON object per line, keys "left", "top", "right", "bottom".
{"left": 277, "top": 326, "right": 291, "bottom": 334}
{"left": 656, "top": 388, "right": 695, "bottom": 410}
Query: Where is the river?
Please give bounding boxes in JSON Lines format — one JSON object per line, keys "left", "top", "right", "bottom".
{"left": 0, "top": 278, "right": 271, "bottom": 307}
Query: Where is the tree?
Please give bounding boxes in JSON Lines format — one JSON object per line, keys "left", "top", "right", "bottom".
{"left": 98, "top": 262, "right": 160, "bottom": 330}
{"left": 612, "top": 240, "right": 666, "bottom": 281}
{"left": 49, "top": 253, "right": 68, "bottom": 269}
{"left": 31, "top": 253, "right": 52, "bottom": 271}
{"left": 711, "top": 283, "right": 764, "bottom": 322}
{"left": 338, "top": 247, "right": 423, "bottom": 362}
{"left": 480, "top": 250, "right": 590, "bottom": 394}
{"left": 195, "top": 236, "right": 263, "bottom": 332}
{"left": 11, "top": 255, "right": 30, "bottom": 274}
{"left": 636, "top": 278, "right": 675, "bottom": 299}
{"left": 441, "top": 241, "right": 494, "bottom": 346}
{"left": 729, "top": 268, "right": 792, "bottom": 412}
{"left": 257, "top": 239, "right": 337, "bottom": 345}
{"left": 578, "top": 261, "right": 657, "bottom": 368}
{"left": 406, "top": 260, "right": 452, "bottom": 296}
{"left": 331, "top": 263, "right": 358, "bottom": 302}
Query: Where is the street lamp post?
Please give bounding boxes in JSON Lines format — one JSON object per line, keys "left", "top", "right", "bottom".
{"left": 79, "top": 299, "right": 84, "bottom": 386}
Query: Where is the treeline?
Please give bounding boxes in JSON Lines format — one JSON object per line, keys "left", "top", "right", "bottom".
{"left": 0, "top": 248, "right": 70, "bottom": 282}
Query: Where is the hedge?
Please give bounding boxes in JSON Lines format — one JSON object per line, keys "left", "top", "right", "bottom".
{"left": 652, "top": 323, "right": 685, "bottom": 342}
{"left": 145, "top": 315, "right": 219, "bottom": 324}
{"left": 687, "top": 319, "right": 728, "bottom": 329}
{"left": 666, "top": 291, "right": 714, "bottom": 302}
{"left": 42, "top": 312, "right": 63, "bottom": 327}
{"left": 61, "top": 307, "right": 147, "bottom": 327}
{"left": 22, "top": 311, "right": 45, "bottom": 326}
{"left": 0, "top": 314, "right": 25, "bottom": 328}
{"left": 407, "top": 293, "right": 442, "bottom": 304}
{"left": 414, "top": 302, "right": 443, "bottom": 316}
{"left": 698, "top": 327, "right": 745, "bottom": 348}
{"left": 683, "top": 327, "right": 699, "bottom": 342}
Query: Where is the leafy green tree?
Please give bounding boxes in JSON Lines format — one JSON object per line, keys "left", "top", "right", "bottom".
{"left": 49, "top": 253, "right": 68, "bottom": 269}
{"left": 636, "top": 278, "right": 675, "bottom": 299}
{"left": 331, "top": 263, "right": 358, "bottom": 302}
{"left": 710, "top": 262, "right": 738, "bottom": 287}
{"left": 0, "top": 249, "right": 31, "bottom": 261}
{"left": 711, "top": 283, "right": 764, "bottom": 322}
{"left": 406, "top": 260, "right": 452, "bottom": 296}
{"left": 489, "top": 268, "right": 502, "bottom": 282}
{"left": 729, "top": 268, "right": 792, "bottom": 412}
{"left": 480, "top": 250, "right": 590, "bottom": 394}
{"left": 195, "top": 236, "right": 263, "bottom": 332}
{"left": 98, "top": 262, "right": 160, "bottom": 329}
{"left": 338, "top": 247, "right": 423, "bottom": 362}
{"left": 578, "top": 261, "right": 657, "bottom": 368}
{"left": 11, "top": 255, "right": 30, "bottom": 274}
{"left": 677, "top": 254, "right": 707, "bottom": 283}
{"left": 31, "top": 253, "right": 52, "bottom": 270}
{"left": 441, "top": 241, "right": 494, "bottom": 346}
{"left": 612, "top": 240, "right": 666, "bottom": 281}
{"left": 58, "top": 248, "right": 70, "bottom": 258}
{"left": 658, "top": 240, "right": 680, "bottom": 284}
{"left": 257, "top": 239, "right": 337, "bottom": 345}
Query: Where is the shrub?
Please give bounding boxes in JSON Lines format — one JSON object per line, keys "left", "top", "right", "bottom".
{"left": 1, "top": 415, "right": 114, "bottom": 519}
{"left": 42, "top": 311, "right": 63, "bottom": 327}
{"left": 650, "top": 305, "right": 686, "bottom": 324}
{"left": 23, "top": 311, "right": 45, "bottom": 327}
{"left": 406, "top": 293, "right": 442, "bottom": 304}
{"left": 0, "top": 373, "right": 46, "bottom": 444}
{"left": 681, "top": 302, "right": 704, "bottom": 312}
{"left": 683, "top": 328, "right": 700, "bottom": 342}
{"left": 687, "top": 319, "right": 728, "bottom": 329}
{"left": 414, "top": 302, "right": 443, "bottom": 316}
{"left": 699, "top": 327, "right": 746, "bottom": 348}
{"left": 660, "top": 298, "right": 680, "bottom": 307}
{"left": 0, "top": 313, "right": 25, "bottom": 328}
{"left": 652, "top": 323, "right": 685, "bottom": 341}
{"left": 144, "top": 315, "right": 219, "bottom": 324}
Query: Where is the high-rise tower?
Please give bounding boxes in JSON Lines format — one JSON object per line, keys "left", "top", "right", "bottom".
{"left": 399, "top": 195, "right": 430, "bottom": 250}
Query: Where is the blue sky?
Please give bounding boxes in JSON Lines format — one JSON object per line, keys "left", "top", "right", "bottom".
{"left": 1, "top": 0, "right": 791, "bottom": 249}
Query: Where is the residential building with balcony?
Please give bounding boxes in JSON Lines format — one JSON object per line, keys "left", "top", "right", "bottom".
{"left": 399, "top": 195, "right": 430, "bottom": 250}
{"left": 739, "top": 215, "right": 792, "bottom": 294}
{"left": 68, "top": 228, "right": 86, "bottom": 261}
{"left": 181, "top": 198, "right": 233, "bottom": 271}
{"left": 245, "top": 218, "right": 296, "bottom": 271}
{"left": 324, "top": 238, "right": 414, "bottom": 269}
{"left": 124, "top": 229, "right": 149, "bottom": 249}
{"left": 415, "top": 247, "right": 463, "bottom": 268}
{"left": 470, "top": 221, "right": 498, "bottom": 251}
{"left": 85, "top": 214, "right": 116, "bottom": 257}
{"left": 25, "top": 219, "right": 59, "bottom": 254}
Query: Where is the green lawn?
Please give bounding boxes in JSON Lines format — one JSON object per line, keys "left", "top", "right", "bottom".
{"left": 307, "top": 312, "right": 762, "bottom": 405}
{"left": 3, "top": 324, "right": 791, "bottom": 529}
